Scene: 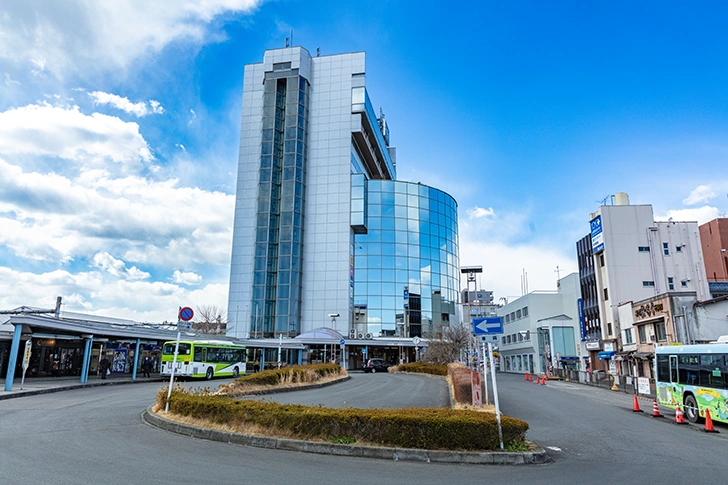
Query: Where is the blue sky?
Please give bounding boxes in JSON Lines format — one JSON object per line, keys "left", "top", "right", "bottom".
{"left": 0, "top": 1, "right": 726, "bottom": 321}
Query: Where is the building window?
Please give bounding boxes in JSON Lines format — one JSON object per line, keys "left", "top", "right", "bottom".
{"left": 525, "top": 331, "right": 530, "bottom": 340}
{"left": 600, "top": 254, "right": 605, "bottom": 267}
{"left": 510, "top": 312, "right": 516, "bottom": 321}
{"left": 507, "top": 335, "right": 511, "bottom": 344}
{"left": 516, "top": 309, "right": 522, "bottom": 319}
{"left": 642, "top": 281, "right": 655, "bottom": 287}
{"left": 681, "top": 280, "right": 688, "bottom": 288}
{"left": 676, "top": 246, "right": 682, "bottom": 253}
{"left": 603, "top": 288, "right": 609, "bottom": 300}
{"left": 638, "top": 246, "right": 650, "bottom": 252}
{"left": 624, "top": 328, "right": 633, "bottom": 344}
{"left": 518, "top": 332, "right": 523, "bottom": 342}
{"left": 505, "top": 314, "right": 510, "bottom": 323}
{"left": 502, "top": 337, "right": 506, "bottom": 345}
{"left": 638, "top": 325, "right": 647, "bottom": 343}
{"left": 523, "top": 306, "right": 529, "bottom": 317}
{"left": 668, "top": 277, "right": 674, "bottom": 291}
{"left": 655, "top": 322, "right": 667, "bottom": 342}
{"left": 663, "top": 242, "right": 669, "bottom": 256}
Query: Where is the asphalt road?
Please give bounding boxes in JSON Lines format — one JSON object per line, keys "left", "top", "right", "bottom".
{"left": 1, "top": 371, "right": 727, "bottom": 484}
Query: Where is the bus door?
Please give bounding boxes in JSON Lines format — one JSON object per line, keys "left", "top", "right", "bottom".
{"left": 669, "top": 356, "right": 678, "bottom": 383}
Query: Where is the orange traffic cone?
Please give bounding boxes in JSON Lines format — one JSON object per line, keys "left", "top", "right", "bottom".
{"left": 675, "top": 405, "right": 686, "bottom": 424}
{"left": 704, "top": 409, "right": 720, "bottom": 433}
{"left": 632, "top": 395, "right": 643, "bottom": 413}
{"left": 540, "top": 375, "right": 546, "bottom": 385}
{"left": 544, "top": 373, "right": 549, "bottom": 381}
{"left": 651, "top": 398, "right": 663, "bottom": 418}
{"left": 524, "top": 372, "right": 529, "bottom": 381}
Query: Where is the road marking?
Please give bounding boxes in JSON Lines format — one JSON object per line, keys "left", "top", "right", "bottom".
{"left": 546, "top": 446, "right": 562, "bottom": 452}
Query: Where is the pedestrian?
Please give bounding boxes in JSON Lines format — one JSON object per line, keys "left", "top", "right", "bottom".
{"left": 142, "top": 356, "right": 151, "bottom": 378}
{"left": 99, "top": 356, "right": 111, "bottom": 380}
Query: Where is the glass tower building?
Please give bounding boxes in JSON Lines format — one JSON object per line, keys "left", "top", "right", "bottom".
{"left": 228, "top": 46, "right": 460, "bottom": 339}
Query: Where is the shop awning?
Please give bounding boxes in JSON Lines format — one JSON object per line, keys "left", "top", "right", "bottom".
{"left": 597, "top": 351, "right": 616, "bottom": 359}
{"left": 632, "top": 352, "right": 652, "bottom": 360}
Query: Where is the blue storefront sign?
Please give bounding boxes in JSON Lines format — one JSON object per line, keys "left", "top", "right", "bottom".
{"left": 578, "top": 298, "right": 586, "bottom": 341}
{"left": 590, "top": 215, "right": 604, "bottom": 254}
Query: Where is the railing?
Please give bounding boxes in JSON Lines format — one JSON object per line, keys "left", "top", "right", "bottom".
{"left": 551, "top": 368, "right": 656, "bottom": 399}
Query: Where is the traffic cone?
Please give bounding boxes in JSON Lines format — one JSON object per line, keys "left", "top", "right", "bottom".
{"left": 525, "top": 372, "right": 529, "bottom": 381}
{"left": 675, "top": 405, "right": 686, "bottom": 424}
{"left": 704, "top": 409, "right": 720, "bottom": 433}
{"left": 651, "top": 398, "right": 663, "bottom": 418}
{"left": 540, "top": 374, "right": 546, "bottom": 385}
{"left": 632, "top": 395, "right": 643, "bottom": 413}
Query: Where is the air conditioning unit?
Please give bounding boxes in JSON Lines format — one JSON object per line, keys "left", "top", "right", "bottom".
{"left": 365, "top": 333, "right": 372, "bottom": 339}
{"left": 349, "top": 329, "right": 356, "bottom": 339}
{"left": 357, "top": 333, "right": 363, "bottom": 339}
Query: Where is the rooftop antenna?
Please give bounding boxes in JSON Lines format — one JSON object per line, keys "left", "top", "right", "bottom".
{"left": 555, "top": 265, "right": 561, "bottom": 280}
{"left": 317, "top": 47, "right": 320, "bottom": 57}
{"left": 285, "top": 37, "right": 289, "bottom": 48}
{"left": 290, "top": 30, "right": 293, "bottom": 47}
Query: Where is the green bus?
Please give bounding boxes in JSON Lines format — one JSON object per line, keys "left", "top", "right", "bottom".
{"left": 160, "top": 340, "right": 247, "bottom": 380}
{"left": 656, "top": 343, "right": 728, "bottom": 423}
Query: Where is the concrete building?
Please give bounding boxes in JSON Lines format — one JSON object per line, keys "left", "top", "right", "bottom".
{"left": 496, "top": 273, "right": 585, "bottom": 375}
{"left": 578, "top": 192, "right": 710, "bottom": 371}
{"left": 227, "top": 46, "right": 460, "bottom": 351}
{"left": 699, "top": 218, "right": 728, "bottom": 298}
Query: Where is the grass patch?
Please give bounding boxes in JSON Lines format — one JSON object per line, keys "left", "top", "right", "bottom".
{"left": 392, "top": 362, "right": 448, "bottom": 376}
{"left": 218, "top": 363, "right": 346, "bottom": 396}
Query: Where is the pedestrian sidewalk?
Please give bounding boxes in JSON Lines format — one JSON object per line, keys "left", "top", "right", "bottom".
{"left": 0, "top": 373, "right": 166, "bottom": 401}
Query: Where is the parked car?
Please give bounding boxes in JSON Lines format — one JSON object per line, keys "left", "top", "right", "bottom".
{"left": 363, "top": 358, "right": 393, "bottom": 373}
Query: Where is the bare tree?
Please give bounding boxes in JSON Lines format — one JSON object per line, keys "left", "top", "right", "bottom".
{"left": 192, "top": 305, "right": 228, "bottom": 334}
{"left": 422, "top": 321, "right": 470, "bottom": 364}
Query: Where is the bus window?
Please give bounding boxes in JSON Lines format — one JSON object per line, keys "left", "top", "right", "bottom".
{"left": 700, "top": 355, "right": 726, "bottom": 390}
{"left": 657, "top": 355, "right": 670, "bottom": 382}
{"left": 669, "top": 356, "right": 678, "bottom": 383}
{"left": 194, "top": 346, "right": 204, "bottom": 362}
{"left": 678, "top": 354, "right": 700, "bottom": 385}
{"left": 163, "top": 343, "right": 191, "bottom": 356}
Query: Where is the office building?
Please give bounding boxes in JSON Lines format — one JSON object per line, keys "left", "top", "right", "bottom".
{"left": 578, "top": 192, "right": 710, "bottom": 370}
{"left": 227, "top": 46, "right": 460, "bottom": 341}
{"left": 699, "top": 218, "right": 728, "bottom": 297}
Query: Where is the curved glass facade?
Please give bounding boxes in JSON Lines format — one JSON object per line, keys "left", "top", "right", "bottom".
{"left": 352, "top": 180, "right": 459, "bottom": 338}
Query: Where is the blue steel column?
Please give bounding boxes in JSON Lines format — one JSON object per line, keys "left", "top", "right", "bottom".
{"left": 297, "top": 349, "right": 302, "bottom": 365}
{"left": 260, "top": 349, "right": 265, "bottom": 372}
{"left": 132, "top": 338, "right": 141, "bottom": 381}
{"left": 4, "top": 324, "right": 22, "bottom": 391}
{"left": 80, "top": 337, "right": 93, "bottom": 383}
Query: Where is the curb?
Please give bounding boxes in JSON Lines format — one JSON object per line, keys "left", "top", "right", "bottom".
{"left": 142, "top": 405, "right": 550, "bottom": 465}
{"left": 0, "top": 377, "right": 167, "bottom": 401}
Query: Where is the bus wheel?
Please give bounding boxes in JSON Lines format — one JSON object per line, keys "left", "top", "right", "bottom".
{"left": 233, "top": 367, "right": 240, "bottom": 378}
{"left": 684, "top": 395, "right": 699, "bottom": 423}
{"left": 206, "top": 367, "right": 214, "bottom": 380}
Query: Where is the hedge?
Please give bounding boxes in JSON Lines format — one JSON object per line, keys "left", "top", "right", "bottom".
{"left": 395, "top": 362, "right": 448, "bottom": 376}
{"left": 158, "top": 390, "right": 528, "bottom": 451}
{"left": 225, "top": 363, "right": 342, "bottom": 390}
{"left": 449, "top": 363, "right": 475, "bottom": 404}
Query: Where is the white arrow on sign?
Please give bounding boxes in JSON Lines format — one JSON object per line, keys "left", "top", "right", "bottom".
{"left": 475, "top": 320, "right": 501, "bottom": 333}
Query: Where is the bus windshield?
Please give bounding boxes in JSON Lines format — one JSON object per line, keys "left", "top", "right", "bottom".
{"left": 163, "top": 343, "right": 191, "bottom": 355}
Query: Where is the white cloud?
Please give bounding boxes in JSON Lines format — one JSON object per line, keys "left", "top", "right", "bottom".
{"left": 92, "top": 252, "right": 150, "bottom": 280}
{"left": 467, "top": 206, "right": 495, "bottom": 219}
{"left": 0, "top": 158, "right": 234, "bottom": 266}
{"left": 4, "top": 73, "right": 19, "bottom": 85}
{"left": 0, "top": 266, "right": 228, "bottom": 323}
{"left": 683, "top": 185, "right": 716, "bottom": 206}
{"left": 0, "top": 103, "right": 152, "bottom": 167}
{"left": 89, "top": 91, "right": 165, "bottom": 117}
{"left": 0, "top": 1, "right": 265, "bottom": 77}
{"left": 173, "top": 270, "right": 203, "bottom": 285}
{"left": 655, "top": 206, "right": 720, "bottom": 225}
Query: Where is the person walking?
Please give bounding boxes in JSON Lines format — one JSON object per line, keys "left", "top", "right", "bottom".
{"left": 99, "top": 356, "right": 111, "bottom": 380}
{"left": 142, "top": 356, "right": 151, "bottom": 378}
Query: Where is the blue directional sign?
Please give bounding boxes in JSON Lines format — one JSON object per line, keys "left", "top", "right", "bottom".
{"left": 340, "top": 339, "right": 345, "bottom": 346}
{"left": 473, "top": 316, "right": 504, "bottom": 335}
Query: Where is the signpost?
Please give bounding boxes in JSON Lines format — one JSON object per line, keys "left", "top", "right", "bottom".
{"left": 20, "top": 339, "right": 32, "bottom": 390}
{"left": 166, "top": 306, "right": 194, "bottom": 413}
{"left": 412, "top": 336, "right": 421, "bottom": 361}
{"left": 473, "top": 316, "right": 504, "bottom": 450}
{"left": 339, "top": 339, "right": 346, "bottom": 368}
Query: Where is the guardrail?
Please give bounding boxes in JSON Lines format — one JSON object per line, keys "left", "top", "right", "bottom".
{"left": 551, "top": 369, "right": 656, "bottom": 399}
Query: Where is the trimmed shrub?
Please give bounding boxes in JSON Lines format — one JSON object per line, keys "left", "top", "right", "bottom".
{"left": 229, "top": 363, "right": 341, "bottom": 387}
{"left": 157, "top": 389, "right": 528, "bottom": 451}
{"left": 448, "top": 363, "right": 474, "bottom": 404}
{"left": 395, "top": 362, "right": 448, "bottom": 376}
